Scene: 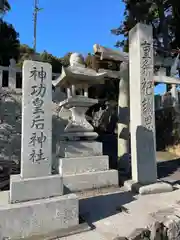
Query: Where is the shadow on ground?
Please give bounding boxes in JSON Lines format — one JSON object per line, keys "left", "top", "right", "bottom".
{"left": 157, "top": 158, "right": 180, "bottom": 179}
{"left": 79, "top": 190, "right": 135, "bottom": 224}
{"left": 118, "top": 158, "right": 180, "bottom": 184}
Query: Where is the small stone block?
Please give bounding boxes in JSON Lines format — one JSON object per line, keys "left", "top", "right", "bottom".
{"left": 10, "top": 174, "right": 63, "bottom": 203}
{"left": 59, "top": 155, "right": 109, "bottom": 175}
{"left": 139, "top": 181, "right": 173, "bottom": 195}
{"left": 124, "top": 180, "right": 173, "bottom": 195}
{"left": 0, "top": 192, "right": 79, "bottom": 239}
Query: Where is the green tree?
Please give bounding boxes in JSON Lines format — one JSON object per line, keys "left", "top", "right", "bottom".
{"left": 171, "top": 1, "right": 180, "bottom": 50}
{"left": 111, "top": 0, "right": 172, "bottom": 53}
{"left": 17, "top": 46, "right": 72, "bottom": 73}
{"left": 111, "top": 0, "right": 180, "bottom": 90}
{"left": 60, "top": 52, "right": 72, "bottom": 67}
{"left": 85, "top": 53, "right": 100, "bottom": 71}
{"left": 40, "top": 51, "right": 62, "bottom": 73}
{"left": 16, "top": 44, "right": 35, "bottom": 67}
{"left": 0, "top": 20, "right": 20, "bottom": 65}
{"left": 0, "top": 0, "right": 11, "bottom": 14}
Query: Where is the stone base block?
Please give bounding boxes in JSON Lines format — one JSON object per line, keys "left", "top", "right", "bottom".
{"left": 59, "top": 155, "right": 109, "bottom": 175}
{"left": 10, "top": 174, "right": 63, "bottom": 203}
{"left": 56, "top": 140, "right": 102, "bottom": 158}
{"left": 63, "top": 170, "right": 119, "bottom": 192}
{"left": 60, "top": 132, "right": 98, "bottom": 141}
{"left": 124, "top": 180, "right": 174, "bottom": 195}
{"left": 0, "top": 191, "right": 78, "bottom": 239}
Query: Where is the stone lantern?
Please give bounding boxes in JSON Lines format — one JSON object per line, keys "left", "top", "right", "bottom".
{"left": 53, "top": 52, "right": 107, "bottom": 140}
{"left": 53, "top": 52, "right": 119, "bottom": 192}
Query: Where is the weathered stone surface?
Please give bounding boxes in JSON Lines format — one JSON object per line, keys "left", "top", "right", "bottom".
{"left": 0, "top": 60, "right": 81, "bottom": 239}
{"left": 129, "top": 23, "right": 157, "bottom": 184}
{"left": 113, "top": 237, "right": 128, "bottom": 240}
{"left": 59, "top": 96, "right": 98, "bottom": 134}
{"left": 124, "top": 180, "right": 173, "bottom": 195}
{"left": 21, "top": 61, "right": 52, "bottom": 178}
{"left": 149, "top": 207, "right": 180, "bottom": 240}
{"left": 59, "top": 132, "right": 98, "bottom": 141}
{"left": 128, "top": 228, "right": 150, "bottom": 240}
{"left": 164, "top": 215, "right": 180, "bottom": 240}
{"left": 59, "top": 155, "right": 109, "bottom": 175}
{"left": 150, "top": 207, "right": 176, "bottom": 223}
{"left": 149, "top": 221, "right": 166, "bottom": 240}
{"left": 139, "top": 182, "right": 173, "bottom": 195}
{"left": 0, "top": 191, "right": 79, "bottom": 239}
{"left": 56, "top": 140, "right": 103, "bottom": 158}
{"left": 10, "top": 174, "right": 63, "bottom": 203}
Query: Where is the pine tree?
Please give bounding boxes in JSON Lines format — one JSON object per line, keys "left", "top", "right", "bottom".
{"left": 0, "top": 0, "right": 10, "bottom": 14}
{"left": 111, "top": 0, "right": 173, "bottom": 54}
{"left": 111, "top": 0, "right": 180, "bottom": 90}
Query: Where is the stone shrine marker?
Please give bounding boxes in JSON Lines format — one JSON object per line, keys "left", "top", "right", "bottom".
{"left": 129, "top": 23, "right": 157, "bottom": 184}
{"left": 21, "top": 61, "right": 52, "bottom": 178}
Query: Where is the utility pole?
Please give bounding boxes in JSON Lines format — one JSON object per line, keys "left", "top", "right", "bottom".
{"left": 0, "top": 0, "right": 3, "bottom": 12}
{"left": 0, "top": 0, "right": 5, "bottom": 19}
{"left": 33, "top": 0, "right": 42, "bottom": 52}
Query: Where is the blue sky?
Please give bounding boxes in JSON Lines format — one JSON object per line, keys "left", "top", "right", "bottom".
{"left": 5, "top": 0, "right": 124, "bottom": 58}
{"left": 4, "top": 0, "right": 165, "bottom": 94}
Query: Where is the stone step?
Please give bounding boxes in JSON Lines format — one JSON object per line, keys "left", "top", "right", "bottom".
{"left": 63, "top": 169, "right": 119, "bottom": 192}
{"left": 59, "top": 155, "right": 109, "bottom": 175}
{"left": 76, "top": 186, "right": 125, "bottom": 200}
{"left": 0, "top": 191, "right": 79, "bottom": 239}
{"left": 10, "top": 174, "right": 64, "bottom": 203}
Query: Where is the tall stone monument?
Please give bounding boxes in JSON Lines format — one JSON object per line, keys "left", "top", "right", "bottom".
{"left": 126, "top": 23, "right": 173, "bottom": 194}
{"left": 129, "top": 23, "right": 157, "bottom": 184}
{"left": 0, "top": 61, "right": 79, "bottom": 239}
{"left": 21, "top": 61, "right": 52, "bottom": 178}
{"left": 53, "top": 53, "right": 119, "bottom": 192}
{"left": 93, "top": 26, "right": 176, "bottom": 194}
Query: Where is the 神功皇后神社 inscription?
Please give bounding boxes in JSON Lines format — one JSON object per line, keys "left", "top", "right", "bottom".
{"left": 140, "top": 40, "right": 154, "bottom": 131}
{"left": 29, "top": 66, "right": 47, "bottom": 163}
{"left": 21, "top": 61, "right": 52, "bottom": 178}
